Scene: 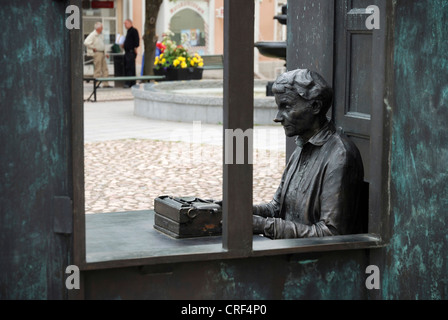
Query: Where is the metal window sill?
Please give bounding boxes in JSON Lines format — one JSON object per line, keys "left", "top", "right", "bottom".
{"left": 80, "top": 210, "right": 383, "bottom": 271}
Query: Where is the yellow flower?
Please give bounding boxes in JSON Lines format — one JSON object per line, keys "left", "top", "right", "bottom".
{"left": 181, "top": 61, "right": 187, "bottom": 68}
{"left": 159, "top": 54, "right": 164, "bottom": 59}
{"left": 198, "top": 62, "right": 204, "bottom": 67}
{"left": 190, "top": 60, "right": 195, "bottom": 67}
{"left": 161, "top": 58, "right": 166, "bottom": 64}
{"left": 173, "top": 59, "right": 180, "bottom": 67}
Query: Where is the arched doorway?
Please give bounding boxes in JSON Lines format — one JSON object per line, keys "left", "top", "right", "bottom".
{"left": 169, "top": 8, "right": 207, "bottom": 54}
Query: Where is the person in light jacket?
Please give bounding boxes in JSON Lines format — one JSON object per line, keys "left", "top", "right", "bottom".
{"left": 84, "top": 22, "right": 111, "bottom": 88}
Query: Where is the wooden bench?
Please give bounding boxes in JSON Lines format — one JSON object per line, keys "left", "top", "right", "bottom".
{"left": 201, "top": 54, "right": 224, "bottom": 70}
{"left": 83, "top": 75, "right": 165, "bottom": 102}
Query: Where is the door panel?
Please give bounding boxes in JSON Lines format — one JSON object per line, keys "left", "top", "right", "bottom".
{"left": 334, "top": 0, "right": 377, "bottom": 182}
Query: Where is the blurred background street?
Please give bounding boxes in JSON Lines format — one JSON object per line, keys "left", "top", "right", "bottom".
{"left": 83, "top": 83, "right": 286, "bottom": 214}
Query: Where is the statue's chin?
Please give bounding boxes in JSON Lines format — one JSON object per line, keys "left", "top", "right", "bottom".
{"left": 283, "top": 126, "right": 298, "bottom": 137}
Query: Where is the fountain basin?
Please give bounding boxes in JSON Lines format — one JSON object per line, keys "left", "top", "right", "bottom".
{"left": 254, "top": 41, "right": 286, "bottom": 60}
{"left": 132, "top": 80, "right": 278, "bottom": 125}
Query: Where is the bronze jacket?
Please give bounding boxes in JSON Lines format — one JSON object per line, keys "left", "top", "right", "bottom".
{"left": 253, "top": 121, "right": 364, "bottom": 239}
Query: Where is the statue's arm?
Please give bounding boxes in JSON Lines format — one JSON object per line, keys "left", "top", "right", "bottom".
{"left": 252, "top": 179, "right": 282, "bottom": 234}
{"left": 254, "top": 217, "right": 334, "bottom": 238}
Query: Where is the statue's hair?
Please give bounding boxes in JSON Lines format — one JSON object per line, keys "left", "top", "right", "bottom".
{"left": 272, "top": 69, "right": 333, "bottom": 114}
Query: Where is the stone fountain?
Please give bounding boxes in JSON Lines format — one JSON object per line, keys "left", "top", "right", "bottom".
{"left": 132, "top": 80, "right": 277, "bottom": 125}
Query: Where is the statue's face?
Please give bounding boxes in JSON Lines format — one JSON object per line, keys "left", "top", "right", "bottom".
{"left": 274, "top": 92, "right": 317, "bottom": 139}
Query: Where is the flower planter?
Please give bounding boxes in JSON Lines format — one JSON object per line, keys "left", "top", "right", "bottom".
{"left": 154, "top": 67, "right": 203, "bottom": 81}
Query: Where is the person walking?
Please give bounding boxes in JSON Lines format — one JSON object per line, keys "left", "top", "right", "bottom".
{"left": 84, "top": 22, "right": 111, "bottom": 88}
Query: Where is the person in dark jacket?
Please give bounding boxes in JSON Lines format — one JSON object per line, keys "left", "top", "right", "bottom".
{"left": 122, "top": 19, "right": 140, "bottom": 88}
{"left": 252, "top": 69, "right": 364, "bottom": 239}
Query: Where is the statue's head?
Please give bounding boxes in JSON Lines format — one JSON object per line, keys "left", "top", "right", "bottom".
{"left": 272, "top": 69, "right": 333, "bottom": 139}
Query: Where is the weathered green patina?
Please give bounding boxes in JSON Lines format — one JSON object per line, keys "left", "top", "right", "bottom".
{"left": 384, "top": 0, "right": 448, "bottom": 299}
{"left": 0, "top": 1, "right": 72, "bottom": 299}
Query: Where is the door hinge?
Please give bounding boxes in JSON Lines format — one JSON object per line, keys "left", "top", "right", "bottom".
{"left": 53, "top": 196, "right": 73, "bottom": 235}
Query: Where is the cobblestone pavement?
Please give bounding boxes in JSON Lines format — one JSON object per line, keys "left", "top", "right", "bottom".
{"left": 84, "top": 83, "right": 286, "bottom": 214}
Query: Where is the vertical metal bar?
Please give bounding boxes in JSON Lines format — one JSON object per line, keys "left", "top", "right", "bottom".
{"left": 368, "top": 1, "right": 389, "bottom": 301}
{"left": 222, "top": 0, "right": 254, "bottom": 253}
{"left": 369, "top": 0, "right": 388, "bottom": 237}
{"left": 71, "top": 0, "right": 86, "bottom": 268}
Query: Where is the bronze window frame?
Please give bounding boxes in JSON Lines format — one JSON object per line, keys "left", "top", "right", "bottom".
{"left": 71, "top": 0, "right": 387, "bottom": 272}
